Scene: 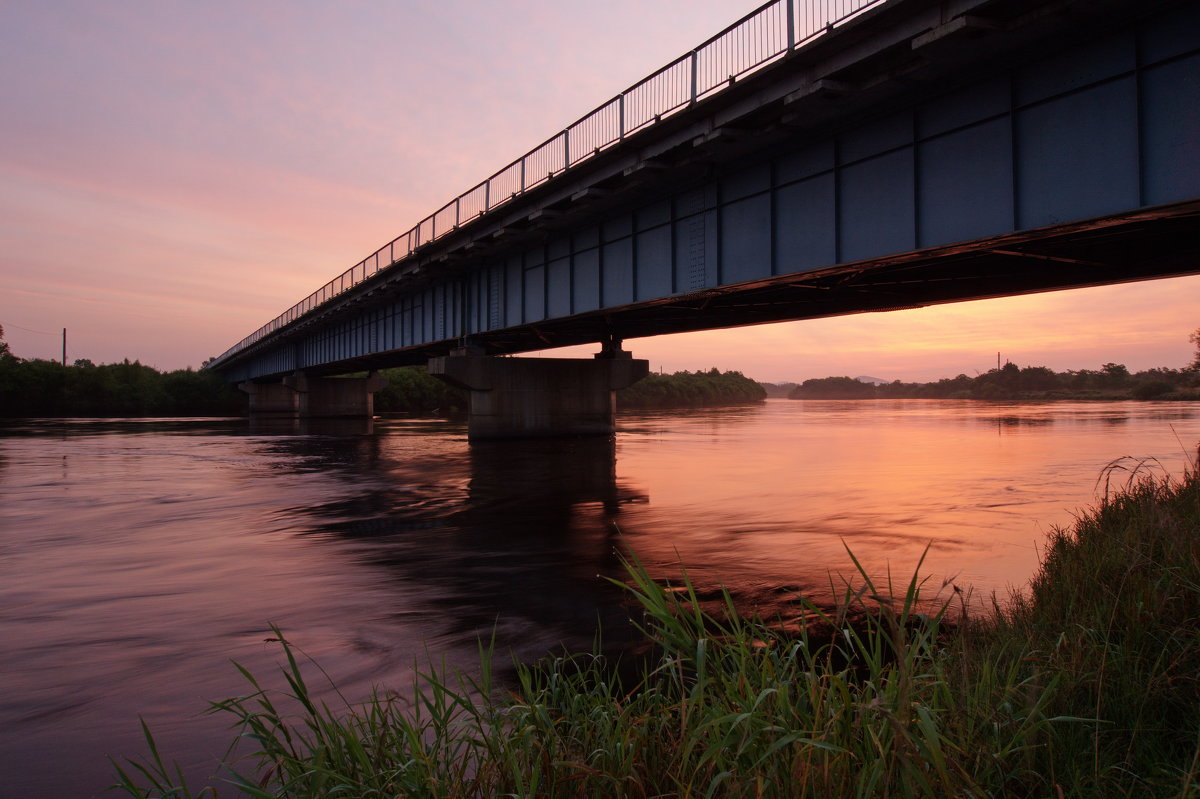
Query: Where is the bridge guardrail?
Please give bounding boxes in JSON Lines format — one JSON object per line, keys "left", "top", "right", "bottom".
{"left": 212, "top": 0, "right": 884, "bottom": 366}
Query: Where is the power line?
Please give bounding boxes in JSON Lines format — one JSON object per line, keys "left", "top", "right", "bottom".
{"left": 0, "top": 320, "right": 58, "bottom": 336}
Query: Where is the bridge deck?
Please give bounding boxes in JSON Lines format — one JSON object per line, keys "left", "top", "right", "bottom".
{"left": 211, "top": 0, "right": 1200, "bottom": 382}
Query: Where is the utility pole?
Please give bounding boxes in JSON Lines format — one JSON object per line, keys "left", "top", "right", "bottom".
{"left": 62, "top": 328, "right": 67, "bottom": 366}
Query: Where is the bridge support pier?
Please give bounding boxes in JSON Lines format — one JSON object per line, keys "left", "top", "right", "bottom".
{"left": 429, "top": 347, "right": 649, "bottom": 440}
{"left": 238, "top": 380, "right": 298, "bottom": 416}
{"left": 240, "top": 371, "right": 388, "bottom": 418}
{"left": 286, "top": 371, "right": 389, "bottom": 417}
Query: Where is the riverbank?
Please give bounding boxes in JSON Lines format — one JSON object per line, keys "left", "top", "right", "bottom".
{"left": 788, "top": 362, "right": 1200, "bottom": 401}
{"left": 116, "top": 450, "right": 1200, "bottom": 798}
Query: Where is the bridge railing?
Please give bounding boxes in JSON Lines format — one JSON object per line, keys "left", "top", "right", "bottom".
{"left": 212, "top": 0, "right": 885, "bottom": 366}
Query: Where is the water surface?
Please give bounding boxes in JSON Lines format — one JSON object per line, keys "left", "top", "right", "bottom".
{"left": 1, "top": 400, "right": 1196, "bottom": 797}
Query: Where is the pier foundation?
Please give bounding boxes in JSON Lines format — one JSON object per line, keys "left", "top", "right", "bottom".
{"left": 240, "top": 371, "right": 388, "bottom": 418}
{"left": 429, "top": 347, "right": 648, "bottom": 440}
{"left": 238, "top": 379, "right": 298, "bottom": 416}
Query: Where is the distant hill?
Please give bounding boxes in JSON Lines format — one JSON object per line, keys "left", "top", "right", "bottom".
{"left": 855, "top": 375, "right": 888, "bottom": 385}
{"left": 757, "top": 381, "right": 797, "bottom": 397}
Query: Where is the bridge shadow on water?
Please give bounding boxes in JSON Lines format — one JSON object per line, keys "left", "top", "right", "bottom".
{"left": 253, "top": 422, "right": 652, "bottom": 665}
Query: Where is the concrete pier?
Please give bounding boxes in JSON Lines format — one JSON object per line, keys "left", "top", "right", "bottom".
{"left": 238, "top": 379, "right": 298, "bottom": 416}
{"left": 240, "top": 371, "right": 388, "bottom": 418}
{"left": 429, "top": 348, "right": 648, "bottom": 440}
{"left": 285, "top": 371, "right": 388, "bottom": 418}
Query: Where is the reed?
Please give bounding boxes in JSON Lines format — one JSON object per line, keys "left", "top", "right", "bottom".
{"left": 114, "top": 453, "right": 1200, "bottom": 798}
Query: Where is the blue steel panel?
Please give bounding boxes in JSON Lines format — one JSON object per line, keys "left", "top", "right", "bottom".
{"left": 776, "top": 140, "right": 834, "bottom": 184}
{"left": 475, "top": 270, "right": 488, "bottom": 332}
{"left": 523, "top": 264, "right": 546, "bottom": 323}
{"left": 918, "top": 79, "right": 1010, "bottom": 138}
{"left": 721, "top": 193, "right": 772, "bottom": 283}
{"left": 1016, "top": 77, "right": 1139, "bottom": 228}
{"left": 703, "top": 210, "right": 719, "bottom": 288}
{"left": 465, "top": 274, "right": 479, "bottom": 335}
{"left": 548, "top": 235, "right": 570, "bottom": 260}
{"left": 403, "top": 298, "right": 416, "bottom": 348}
{"left": 1141, "top": 2, "right": 1200, "bottom": 64}
{"left": 602, "top": 239, "right": 634, "bottom": 306}
{"left": 504, "top": 256, "right": 522, "bottom": 327}
{"left": 674, "top": 208, "right": 719, "bottom": 292}
{"left": 1142, "top": 54, "right": 1200, "bottom": 206}
{"left": 840, "top": 111, "right": 913, "bottom": 163}
{"left": 637, "top": 200, "right": 671, "bottom": 231}
{"left": 446, "top": 283, "right": 460, "bottom": 339}
{"left": 488, "top": 265, "right": 502, "bottom": 330}
{"left": 422, "top": 288, "right": 435, "bottom": 343}
{"left": 675, "top": 185, "right": 717, "bottom": 216}
{"left": 547, "top": 256, "right": 571, "bottom": 317}
{"left": 572, "top": 248, "right": 601, "bottom": 312}
{"left": 433, "top": 285, "right": 446, "bottom": 340}
{"left": 721, "top": 162, "right": 771, "bottom": 203}
{"left": 603, "top": 213, "right": 633, "bottom": 242}
{"left": 635, "top": 226, "right": 673, "bottom": 300}
{"left": 1016, "top": 33, "right": 1135, "bottom": 105}
{"left": 774, "top": 173, "right": 836, "bottom": 274}
{"left": 839, "top": 149, "right": 916, "bottom": 262}
{"left": 918, "top": 118, "right": 1014, "bottom": 247}
{"left": 573, "top": 225, "right": 600, "bottom": 250}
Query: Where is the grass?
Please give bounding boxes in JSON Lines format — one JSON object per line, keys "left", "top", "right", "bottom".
{"left": 114, "top": 451, "right": 1200, "bottom": 797}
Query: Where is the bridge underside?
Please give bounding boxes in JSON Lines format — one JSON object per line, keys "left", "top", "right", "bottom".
{"left": 356, "top": 200, "right": 1200, "bottom": 368}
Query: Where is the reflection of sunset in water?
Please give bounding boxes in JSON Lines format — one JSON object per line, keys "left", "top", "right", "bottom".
{"left": 612, "top": 400, "right": 1199, "bottom": 612}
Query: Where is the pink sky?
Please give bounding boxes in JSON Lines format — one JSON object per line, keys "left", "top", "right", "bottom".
{"left": 2, "top": 1, "right": 1196, "bottom": 384}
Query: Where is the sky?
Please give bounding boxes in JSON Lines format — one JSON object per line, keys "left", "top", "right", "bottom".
{"left": 2, "top": 1, "right": 1196, "bottom": 385}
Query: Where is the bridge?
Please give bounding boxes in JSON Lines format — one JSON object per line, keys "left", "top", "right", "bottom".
{"left": 209, "top": 0, "right": 1200, "bottom": 438}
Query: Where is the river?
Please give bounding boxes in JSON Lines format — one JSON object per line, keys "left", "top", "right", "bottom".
{"left": 1, "top": 399, "right": 1197, "bottom": 797}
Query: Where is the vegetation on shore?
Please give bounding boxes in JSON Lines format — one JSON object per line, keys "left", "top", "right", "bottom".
{"left": 116, "top": 451, "right": 1200, "bottom": 797}
{"left": 789, "top": 326, "right": 1200, "bottom": 401}
{"left": 617, "top": 368, "right": 766, "bottom": 409}
{"left": 374, "top": 366, "right": 466, "bottom": 416}
{"left": 375, "top": 366, "right": 768, "bottom": 413}
{"left": 0, "top": 324, "right": 762, "bottom": 417}
{"left": 790, "top": 361, "right": 1200, "bottom": 401}
{"left": 0, "top": 355, "right": 243, "bottom": 418}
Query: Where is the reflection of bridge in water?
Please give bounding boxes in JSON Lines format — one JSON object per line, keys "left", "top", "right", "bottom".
{"left": 211, "top": 0, "right": 1200, "bottom": 438}
{"left": 267, "top": 426, "right": 649, "bottom": 660}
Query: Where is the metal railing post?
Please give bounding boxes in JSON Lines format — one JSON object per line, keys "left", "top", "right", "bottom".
{"left": 690, "top": 50, "right": 698, "bottom": 102}
{"left": 563, "top": 129, "right": 570, "bottom": 168}
{"left": 520, "top": 158, "right": 526, "bottom": 192}
{"left": 484, "top": 180, "right": 491, "bottom": 212}
{"left": 787, "top": 0, "right": 795, "bottom": 50}
{"left": 619, "top": 93, "right": 626, "bottom": 138}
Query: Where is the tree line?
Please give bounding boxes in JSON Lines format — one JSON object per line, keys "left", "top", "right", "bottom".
{"left": 0, "top": 327, "right": 763, "bottom": 417}
{"left": 617, "top": 368, "right": 767, "bottom": 409}
{"left": 0, "top": 329, "right": 243, "bottom": 417}
{"left": 373, "top": 366, "right": 768, "bottom": 412}
{"left": 790, "top": 358, "right": 1200, "bottom": 401}
{"left": 791, "top": 327, "right": 1200, "bottom": 401}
